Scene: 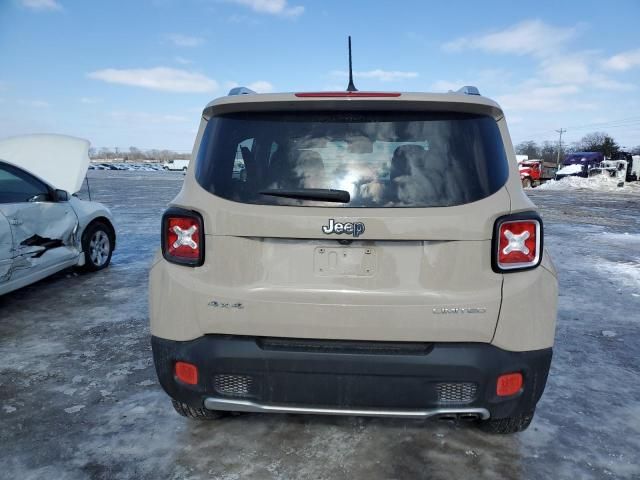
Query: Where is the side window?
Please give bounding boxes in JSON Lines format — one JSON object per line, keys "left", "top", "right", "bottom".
{"left": 0, "top": 163, "right": 50, "bottom": 204}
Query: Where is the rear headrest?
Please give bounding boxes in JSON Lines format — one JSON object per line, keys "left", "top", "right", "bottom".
{"left": 390, "top": 144, "right": 427, "bottom": 179}
{"left": 268, "top": 148, "right": 326, "bottom": 189}
{"left": 295, "top": 150, "right": 324, "bottom": 174}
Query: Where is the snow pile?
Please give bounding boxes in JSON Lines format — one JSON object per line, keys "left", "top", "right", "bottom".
{"left": 536, "top": 175, "right": 640, "bottom": 193}
{"left": 555, "top": 164, "right": 583, "bottom": 176}
{"left": 595, "top": 259, "right": 640, "bottom": 292}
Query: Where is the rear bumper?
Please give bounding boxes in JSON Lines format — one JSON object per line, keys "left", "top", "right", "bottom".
{"left": 151, "top": 335, "right": 552, "bottom": 420}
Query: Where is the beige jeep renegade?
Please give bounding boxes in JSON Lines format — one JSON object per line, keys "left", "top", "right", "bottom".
{"left": 149, "top": 85, "right": 558, "bottom": 434}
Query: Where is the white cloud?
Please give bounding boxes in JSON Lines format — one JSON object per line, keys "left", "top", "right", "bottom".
{"left": 228, "top": 13, "right": 262, "bottom": 24}
{"left": 332, "top": 69, "right": 419, "bottom": 82}
{"left": 589, "top": 75, "right": 635, "bottom": 91}
{"left": 540, "top": 56, "right": 590, "bottom": 83}
{"left": 18, "top": 99, "right": 51, "bottom": 107}
{"left": 87, "top": 67, "right": 218, "bottom": 93}
{"left": 497, "top": 85, "right": 596, "bottom": 113}
{"left": 432, "top": 72, "right": 624, "bottom": 117}
{"left": 247, "top": 80, "right": 274, "bottom": 93}
{"left": 540, "top": 55, "right": 635, "bottom": 91}
{"left": 440, "top": 19, "right": 635, "bottom": 111}
{"left": 20, "top": 0, "right": 62, "bottom": 11}
{"left": 110, "top": 111, "right": 189, "bottom": 124}
{"left": 430, "top": 80, "right": 468, "bottom": 92}
{"left": 175, "top": 56, "right": 193, "bottom": 65}
{"left": 225, "top": 80, "right": 274, "bottom": 93}
{"left": 166, "top": 34, "right": 204, "bottom": 48}
{"left": 443, "top": 20, "right": 576, "bottom": 57}
{"left": 227, "top": 0, "right": 304, "bottom": 17}
{"left": 603, "top": 48, "right": 640, "bottom": 71}
{"left": 80, "top": 97, "right": 102, "bottom": 104}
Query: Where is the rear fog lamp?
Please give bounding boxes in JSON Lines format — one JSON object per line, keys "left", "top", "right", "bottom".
{"left": 175, "top": 361, "right": 199, "bottom": 385}
{"left": 496, "top": 372, "right": 523, "bottom": 397}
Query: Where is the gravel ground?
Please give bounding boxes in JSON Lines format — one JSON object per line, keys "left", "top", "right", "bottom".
{"left": 1, "top": 171, "right": 639, "bottom": 480}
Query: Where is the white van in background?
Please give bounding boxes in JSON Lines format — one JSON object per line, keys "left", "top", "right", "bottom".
{"left": 163, "top": 159, "right": 190, "bottom": 171}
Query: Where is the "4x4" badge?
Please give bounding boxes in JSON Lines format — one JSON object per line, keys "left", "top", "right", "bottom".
{"left": 322, "top": 219, "right": 365, "bottom": 238}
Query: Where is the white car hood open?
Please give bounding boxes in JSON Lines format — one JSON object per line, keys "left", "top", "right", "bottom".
{"left": 0, "top": 134, "right": 90, "bottom": 194}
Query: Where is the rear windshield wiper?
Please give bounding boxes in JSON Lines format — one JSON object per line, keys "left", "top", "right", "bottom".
{"left": 259, "top": 188, "right": 350, "bottom": 203}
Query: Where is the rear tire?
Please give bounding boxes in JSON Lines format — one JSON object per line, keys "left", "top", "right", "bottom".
{"left": 171, "top": 400, "right": 228, "bottom": 420}
{"left": 478, "top": 410, "right": 534, "bottom": 434}
{"left": 80, "top": 221, "right": 115, "bottom": 272}
{"left": 522, "top": 177, "right": 532, "bottom": 188}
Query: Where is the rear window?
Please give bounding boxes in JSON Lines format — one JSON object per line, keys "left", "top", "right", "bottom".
{"left": 195, "top": 111, "right": 508, "bottom": 207}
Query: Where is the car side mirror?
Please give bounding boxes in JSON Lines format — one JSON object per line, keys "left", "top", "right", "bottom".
{"left": 55, "top": 189, "right": 69, "bottom": 202}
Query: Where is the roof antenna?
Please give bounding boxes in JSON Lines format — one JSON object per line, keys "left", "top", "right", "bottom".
{"left": 346, "top": 36, "right": 358, "bottom": 92}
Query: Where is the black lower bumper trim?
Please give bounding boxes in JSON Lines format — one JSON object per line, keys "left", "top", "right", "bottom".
{"left": 151, "top": 335, "right": 552, "bottom": 420}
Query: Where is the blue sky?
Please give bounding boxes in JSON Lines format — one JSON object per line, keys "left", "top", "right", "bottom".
{"left": 1, "top": 0, "right": 639, "bottom": 152}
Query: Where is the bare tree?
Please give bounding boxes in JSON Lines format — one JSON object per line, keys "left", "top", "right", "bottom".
{"left": 575, "top": 132, "right": 620, "bottom": 157}
{"left": 515, "top": 141, "right": 540, "bottom": 159}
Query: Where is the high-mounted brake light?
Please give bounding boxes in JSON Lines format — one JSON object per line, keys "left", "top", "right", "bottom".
{"left": 492, "top": 213, "right": 543, "bottom": 272}
{"left": 294, "top": 92, "right": 401, "bottom": 98}
{"left": 161, "top": 207, "right": 205, "bottom": 266}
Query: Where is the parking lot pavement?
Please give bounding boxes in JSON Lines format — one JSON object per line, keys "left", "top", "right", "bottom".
{"left": 1, "top": 171, "right": 639, "bottom": 480}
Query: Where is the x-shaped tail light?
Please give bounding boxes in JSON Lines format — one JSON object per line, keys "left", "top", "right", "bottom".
{"left": 172, "top": 225, "right": 198, "bottom": 250}
{"left": 162, "top": 208, "right": 204, "bottom": 266}
{"left": 493, "top": 216, "right": 542, "bottom": 272}
{"left": 502, "top": 229, "right": 530, "bottom": 255}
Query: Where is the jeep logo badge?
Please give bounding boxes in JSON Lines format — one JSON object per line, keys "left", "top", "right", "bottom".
{"left": 322, "top": 219, "right": 365, "bottom": 238}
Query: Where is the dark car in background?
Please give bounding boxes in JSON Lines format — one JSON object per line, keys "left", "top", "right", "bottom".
{"left": 555, "top": 152, "right": 604, "bottom": 180}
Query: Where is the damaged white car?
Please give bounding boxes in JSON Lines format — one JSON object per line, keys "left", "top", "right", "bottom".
{"left": 0, "top": 134, "right": 116, "bottom": 296}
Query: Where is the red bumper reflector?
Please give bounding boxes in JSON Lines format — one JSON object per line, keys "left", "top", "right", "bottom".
{"left": 496, "top": 372, "right": 523, "bottom": 396}
{"left": 175, "top": 361, "right": 198, "bottom": 385}
{"left": 295, "top": 91, "right": 401, "bottom": 98}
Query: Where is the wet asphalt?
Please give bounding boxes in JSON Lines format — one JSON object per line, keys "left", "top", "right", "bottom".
{"left": 1, "top": 171, "right": 639, "bottom": 480}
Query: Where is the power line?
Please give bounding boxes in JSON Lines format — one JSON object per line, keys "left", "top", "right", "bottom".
{"left": 514, "top": 115, "right": 640, "bottom": 141}
{"left": 562, "top": 115, "right": 640, "bottom": 131}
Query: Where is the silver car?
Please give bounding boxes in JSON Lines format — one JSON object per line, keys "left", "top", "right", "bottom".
{"left": 0, "top": 134, "right": 116, "bottom": 296}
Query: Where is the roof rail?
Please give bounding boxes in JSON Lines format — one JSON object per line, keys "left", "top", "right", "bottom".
{"left": 228, "top": 87, "right": 257, "bottom": 96}
{"left": 455, "top": 86, "right": 481, "bottom": 96}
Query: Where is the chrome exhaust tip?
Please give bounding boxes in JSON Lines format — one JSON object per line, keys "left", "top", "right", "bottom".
{"left": 437, "top": 414, "right": 458, "bottom": 421}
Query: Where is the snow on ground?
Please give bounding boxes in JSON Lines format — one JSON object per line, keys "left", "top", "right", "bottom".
{"left": 536, "top": 175, "right": 640, "bottom": 193}
{"left": 599, "top": 232, "right": 640, "bottom": 245}
{"left": 595, "top": 258, "right": 640, "bottom": 293}
{"left": 1, "top": 172, "right": 639, "bottom": 479}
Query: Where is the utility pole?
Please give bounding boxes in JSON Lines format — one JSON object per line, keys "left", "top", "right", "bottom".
{"left": 555, "top": 128, "right": 566, "bottom": 169}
